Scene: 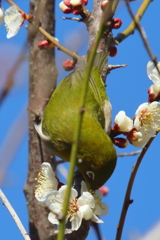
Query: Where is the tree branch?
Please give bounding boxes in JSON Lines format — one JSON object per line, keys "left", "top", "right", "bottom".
{"left": 5, "top": 0, "right": 80, "bottom": 60}
{"left": 124, "top": 0, "right": 160, "bottom": 75}
{"left": 115, "top": 135, "right": 156, "bottom": 240}
{"left": 115, "top": 0, "right": 152, "bottom": 43}
{"left": 0, "top": 189, "right": 31, "bottom": 240}
{"left": 117, "top": 150, "right": 141, "bottom": 157}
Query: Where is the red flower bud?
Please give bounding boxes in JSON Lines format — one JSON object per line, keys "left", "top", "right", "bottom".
{"left": 21, "top": 12, "right": 27, "bottom": 20}
{"left": 99, "top": 186, "right": 109, "bottom": 196}
{"left": 109, "top": 46, "right": 117, "bottom": 57}
{"left": 63, "top": 0, "right": 72, "bottom": 7}
{"left": 113, "top": 137, "right": 128, "bottom": 148}
{"left": 148, "top": 85, "right": 160, "bottom": 102}
{"left": 62, "top": 59, "right": 76, "bottom": 71}
{"left": 59, "top": 1, "right": 73, "bottom": 13}
{"left": 38, "top": 38, "right": 57, "bottom": 49}
{"left": 38, "top": 40, "right": 49, "bottom": 49}
{"left": 112, "top": 18, "right": 122, "bottom": 29}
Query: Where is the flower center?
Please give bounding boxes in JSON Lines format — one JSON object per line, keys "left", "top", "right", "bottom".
{"left": 68, "top": 199, "right": 79, "bottom": 221}
{"left": 139, "top": 105, "right": 160, "bottom": 132}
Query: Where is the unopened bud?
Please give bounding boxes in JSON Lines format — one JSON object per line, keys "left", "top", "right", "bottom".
{"left": 109, "top": 46, "right": 117, "bottom": 57}
{"left": 21, "top": 12, "right": 27, "bottom": 20}
{"left": 38, "top": 40, "right": 49, "bottom": 49}
{"left": 148, "top": 84, "right": 160, "bottom": 102}
{"left": 59, "top": 1, "right": 73, "bottom": 13}
{"left": 62, "top": 59, "right": 76, "bottom": 71}
{"left": 101, "top": 1, "right": 109, "bottom": 12}
{"left": 113, "top": 137, "right": 128, "bottom": 148}
{"left": 112, "top": 18, "right": 122, "bottom": 29}
{"left": 99, "top": 186, "right": 109, "bottom": 196}
{"left": 38, "top": 38, "right": 58, "bottom": 49}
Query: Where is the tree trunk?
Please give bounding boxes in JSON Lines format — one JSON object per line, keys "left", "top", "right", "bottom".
{"left": 24, "top": 1, "right": 58, "bottom": 240}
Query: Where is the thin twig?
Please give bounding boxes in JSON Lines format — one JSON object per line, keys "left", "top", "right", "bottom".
{"left": 117, "top": 149, "right": 141, "bottom": 157}
{"left": 124, "top": 0, "right": 160, "bottom": 75}
{"left": 107, "top": 64, "right": 128, "bottom": 72}
{"left": 0, "top": 189, "right": 31, "bottom": 240}
{"left": 61, "top": 17, "right": 83, "bottom": 22}
{"left": 5, "top": 0, "right": 80, "bottom": 60}
{"left": 115, "top": 136, "right": 156, "bottom": 240}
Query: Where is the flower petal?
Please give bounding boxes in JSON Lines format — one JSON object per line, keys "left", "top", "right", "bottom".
{"left": 78, "top": 192, "right": 95, "bottom": 208}
{"left": 35, "top": 162, "right": 58, "bottom": 203}
{"left": 91, "top": 214, "right": 104, "bottom": 223}
{"left": 94, "top": 202, "right": 109, "bottom": 216}
{"left": 79, "top": 205, "right": 93, "bottom": 220}
{"left": 59, "top": 185, "right": 78, "bottom": 200}
{"left": 71, "top": 211, "right": 83, "bottom": 231}
{"left": 147, "top": 61, "right": 160, "bottom": 87}
{"left": 48, "top": 212, "right": 59, "bottom": 225}
{"left": 45, "top": 190, "right": 63, "bottom": 215}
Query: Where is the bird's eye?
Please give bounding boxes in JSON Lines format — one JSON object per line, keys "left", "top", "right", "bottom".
{"left": 86, "top": 171, "right": 95, "bottom": 180}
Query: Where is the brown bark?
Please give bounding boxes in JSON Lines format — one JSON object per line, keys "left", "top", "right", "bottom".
{"left": 24, "top": 1, "right": 58, "bottom": 240}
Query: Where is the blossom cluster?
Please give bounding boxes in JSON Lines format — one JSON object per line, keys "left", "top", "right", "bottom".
{"left": 59, "top": 0, "right": 88, "bottom": 15}
{"left": 35, "top": 162, "right": 108, "bottom": 231}
{"left": 112, "top": 62, "right": 160, "bottom": 148}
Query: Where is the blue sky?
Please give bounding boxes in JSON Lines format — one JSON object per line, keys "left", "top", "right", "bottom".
{"left": 0, "top": 0, "right": 160, "bottom": 240}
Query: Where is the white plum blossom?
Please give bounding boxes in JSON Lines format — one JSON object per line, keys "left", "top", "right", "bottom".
{"left": 81, "top": 181, "right": 109, "bottom": 223}
{"left": 4, "top": 6, "right": 25, "bottom": 38}
{"left": 127, "top": 128, "right": 151, "bottom": 148}
{"left": 35, "top": 162, "right": 58, "bottom": 203}
{"left": 114, "top": 111, "right": 133, "bottom": 132}
{"left": 147, "top": 61, "right": 160, "bottom": 87}
{"left": 134, "top": 101, "right": 160, "bottom": 137}
{"left": 45, "top": 185, "right": 95, "bottom": 231}
{"left": 0, "top": 7, "right": 4, "bottom": 25}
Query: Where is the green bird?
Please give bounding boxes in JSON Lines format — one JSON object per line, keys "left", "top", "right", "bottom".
{"left": 35, "top": 52, "right": 117, "bottom": 190}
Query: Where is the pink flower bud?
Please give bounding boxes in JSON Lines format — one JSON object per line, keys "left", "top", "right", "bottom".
{"left": 99, "top": 186, "right": 109, "bottom": 196}
{"left": 38, "top": 40, "right": 49, "bottom": 49}
{"left": 148, "top": 84, "right": 160, "bottom": 102}
{"left": 62, "top": 59, "right": 76, "bottom": 71}
{"left": 21, "top": 12, "right": 27, "bottom": 20}
{"left": 38, "top": 38, "right": 58, "bottom": 49}
{"left": 112, "top": 18, "right": 122, "bottom": 29}
{"left": 113, "top": 137, "right": 128, "bottom": 148}
{"left": 59, "top": 1, "right": 73, "bottom": 13}
{"left": 109, "top": 46, "right": 117, "bottom": 57}
{"left": 101, "top": 1, "right": 109, "bottom": 12}
{"left": 63, "top": 0, "right": 72, "bottom": 7}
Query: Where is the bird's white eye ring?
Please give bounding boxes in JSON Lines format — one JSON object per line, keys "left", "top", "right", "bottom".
{"left": 86, "top": 171, "right": 95, "bottom": 180}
